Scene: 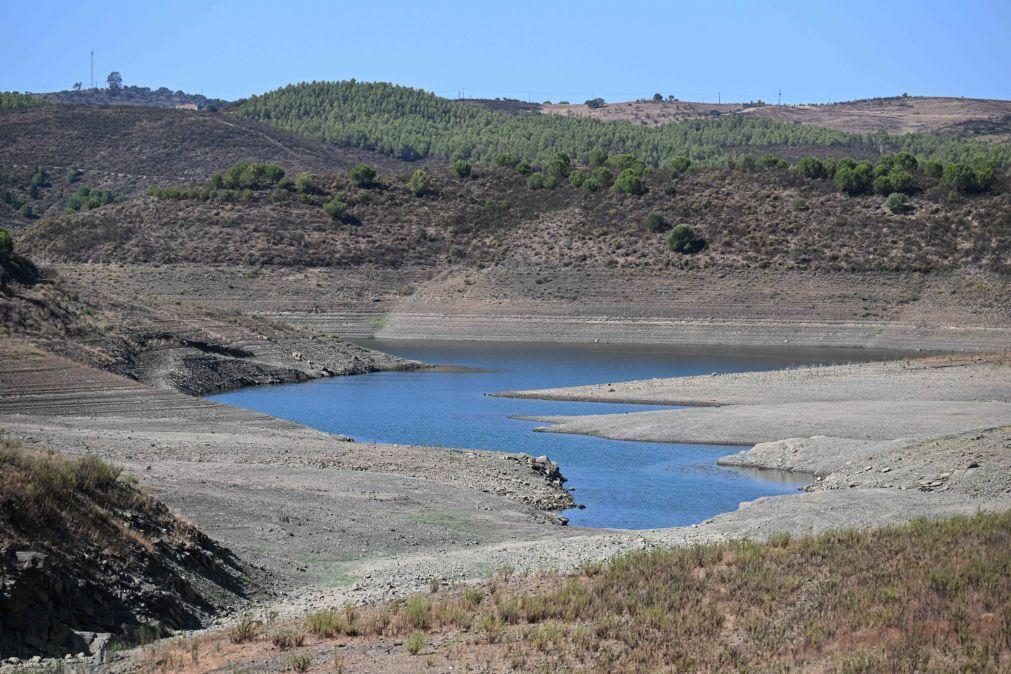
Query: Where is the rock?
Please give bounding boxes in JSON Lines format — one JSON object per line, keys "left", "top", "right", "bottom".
{"left": 16, "top": 551, "right": 47, "bottom": 570}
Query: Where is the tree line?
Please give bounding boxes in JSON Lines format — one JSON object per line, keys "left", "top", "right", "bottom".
{"left": 236, "top": 81, "right": 1011, "bottom": 168}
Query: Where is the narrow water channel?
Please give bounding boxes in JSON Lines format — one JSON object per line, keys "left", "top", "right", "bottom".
{"left": 210, "top": 340, "right": 881, "bottom": 529}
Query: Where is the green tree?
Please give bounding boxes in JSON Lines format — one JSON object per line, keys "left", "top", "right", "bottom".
{"left": 923, "top": 160, "right": 944, "bottom": 178}
{"left": 884, "top": 192, "right": 912, "bottom": 214}
{"left": 322, "top": 197, "right": 346, "bottom": 219}
{"left": 526, "top": 173, "right": 546, "bottom": 189}
{"left": 834, "top": 162, "right": 873, "bottom": 196}
{"left": 106, "top": 71, "right": 123, "bottom": 92}
{"left": 589, "top": 149, "right": 608, "bottom": 167}
{"left": 652, "top": 93, "right": 663, "bottom": 102}
{"left": 585, "top": 97, "right": 605, "bottom": 109}
{"left": 569, "top": 170, "right": 587, "bottom": 187}
{"left": 407, "top": 169, "right": 431, "bottom": 196}
{"left": 668, "top": 224, "right": 705, "bottom": 254}
{"left": 612, "top": 168, "right": 645, "bottom": 195}
{"left": 451, "top": 159, "right": 472, "bottom": 178}
{"left": 349, "top": 163, "right": 377, "bottom": 187}
{"left": 943, "top": 163, "right": 979, "bottom": 194}
{"left": 670, "top": 157, "right": 692, "bottom": 174}
{"left": 295, "top": 172, "right": 321, "bottom": 194}
{"left": 794, "top": 156, "right": 826, "bottom": 180}
{"left": 495, "top": 153, "right": 519, "bottom": 168}
{"left": 0, "top": 227, "right": 12, "bottom": 257}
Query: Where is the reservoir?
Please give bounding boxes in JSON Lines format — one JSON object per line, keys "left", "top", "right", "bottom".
{"left": 210, "top": 340, "right": 875, "bottom": 529}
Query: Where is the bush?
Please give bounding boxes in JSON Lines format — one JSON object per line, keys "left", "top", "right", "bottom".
{"left": 0, "top": 228, "right": 13, "bottom": 257}
{"left": 568, "top": 170, "right": 587, "bottom": 187}
{"left": 526, "top": 172, "right": 546, "bottom": 189}
{"left": 349, "top": 163, "right": 377, "bottom": 187}
{"left": 942, "top": 162, "right": 993, "bottom": 194}
{"left": 65, "top": 166, "right": 83, "bottom": 183}
{"left": 271, "top": 629, "right": 305, "bottom": 650}
{"left": 407, "top": 169, "right": 431, "bottom": 196}
{"left": 585, "top": 97, "right": 605, "bottom": 109}
{"left": 612, "top": 168, "right": 645, "bottom": 195}
{"left": 451, "top": 159, "right": 472, "bottom": 178}
{"left": 66, "top": 186, "right": 115, "bottom": 212}
{"left": 834, "top": 162, "right": 873, "bottom": 195}
{"left": 405, "top": 631, "right": 425, "bottom": 655}
{"left": 294, "top": 172, "right": 321, "bottom": 194}
{"left": 495, "top": 153, "right": 519, "bottom": 168}
{"left": 644, "top": 211, "right": 669, "bottom": 232}
{"left": 668, "top": 224, "right": 705, "bottom": 254}
{"left": 228, "top": 615, "right": 262, "bottom": 644}
{"left": 758, "top": 155, "right": 788, "bottom": 170}
{"left": 404, "top": 596, "right": 431, "bottom": 629}
{"left": 923, "top": 160, "right": 944, "bottom": 178}
{"left": 589, "top": 148, "right": 608, "bottom": 167}
{"left": 322, "top": 197, "right": 347, "bottom": 219}
{"left": 30, "top": 167, "right": 48, "bottom": 188}
{"left": 286, "top": 655, "right": 311, "bottom": 673}
{"left": 794, "top": 156, "right": 826, "bottom": 180}
{"left": 670, "top": 156, "right": 692, "bottom": 174}
{"left": 884, "top": 192, "right": 912, "bottom": 214}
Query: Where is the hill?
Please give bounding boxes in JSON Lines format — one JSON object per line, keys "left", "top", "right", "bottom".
{"left": 0, "top": 105, "right": 411, "bottom": 228}
{"left": 40, "top": 84, "right": 229, "bottom": 110}
{"left": 235, "top": 82, "right": 1011, "bottom": 166}
{"left": 543, "top": 95, "right": 1011, "bottom": 142}
{"left": 15, "top": 156, "right": 1009, "bottom": 274}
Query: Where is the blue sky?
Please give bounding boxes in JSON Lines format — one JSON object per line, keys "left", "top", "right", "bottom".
{"left": 2, "top": 1, "right": 1008, "bottom": 103}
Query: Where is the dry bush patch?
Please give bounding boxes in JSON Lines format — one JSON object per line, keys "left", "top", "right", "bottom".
{"left": 152, "top": 510, "right": 1011, "bottom": 672}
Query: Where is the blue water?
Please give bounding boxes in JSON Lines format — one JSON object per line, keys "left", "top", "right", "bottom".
{"left": 209, "top": 340, "right": 880, "bottom": 530}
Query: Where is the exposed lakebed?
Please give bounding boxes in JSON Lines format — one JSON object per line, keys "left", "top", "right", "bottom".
{"left": 210, "top": 340, "right": 881, "bottom": 529}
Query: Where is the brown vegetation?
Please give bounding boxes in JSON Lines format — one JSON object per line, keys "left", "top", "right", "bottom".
{"left": 137, "top": 510, "right": 1011, "bottom": 672}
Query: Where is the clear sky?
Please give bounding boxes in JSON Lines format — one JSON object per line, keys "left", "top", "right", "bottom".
{"left": 3, "top": 0, "right": 1008, "bottom": 103}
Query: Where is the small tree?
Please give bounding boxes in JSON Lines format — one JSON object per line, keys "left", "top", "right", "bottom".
{"left": 612, "top": 168, "right": 645, "bottom": 195}
{"left": 106, "top": 71, "right": 123, "bottom": 92}
{"left": 668, "top": 224, "right": 705, "bottom": 254}
{"left": 644, "top": 211, "right": 670, "bottom": 232}
{"left": 294, "top": 172, "right": 321, "bottom": 194}
{"left": 569, "top": 170, "right": 587, "bottom": 187}
{"left": 0, "top": 227, "right": 13, "bottom": 257}
{"left": 526, "top": 173, "right": 546, "bottom": 189}
{"left": 407, "top": 169, "right": 431, "bottom": 196}
{"left": 794, "top": 156, "right": 826, "bottom": 180}
{"left": 585, "top": 97, "right": 605, "bottom": 109}
{"left": 589, "top": 149, "right": 608, "bottom": 167}
{"left": 834, "top": 162, "right": 873, "bottom": 196}
{"left": 451, "top": 160, "right": 472, "bottom": 179}
{"left": 670, "top": 157, "right": 692, "bottom": 174}
{"left": 349, "top": 163, "right": 377, "bottom": 187}
{"left": 322, "top": 197, "right": 346, "bottom": 219}
{"left": 652, "top": 93, "right": 663, "bottom": 102}
{"left": 942, "top": 163, "right": 978, "bottom": 194}
{"left": 884, "top": 192, "right": 912, "bottom": 214}
{"left": 495, "top": 153, "right": 519, "bottom": 168}
{"left": 923, "top": 160, "right": 944, "bottom": 179}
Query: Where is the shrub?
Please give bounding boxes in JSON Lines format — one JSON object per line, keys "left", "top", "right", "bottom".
{"left": 526, "top": 172, "right": 546, "bottom": 189}
{"left": 943, "top": 163, "right": 983, "bottom": 194}
{"left": 515, "top": 161, "right": 533, "bottom": 175}
{"left": 794, "top": 156, "right": 826, "bottom": 180}
{"left": 644, "top": 211, "right": 669, "bottom": 232}
{"left": 349, "top": 163, "right": 377, "bottom": 187}
{"left": 294, "top": 172, "right": 321, "bottom": 194}
{"left": 884, "top": 192, "right": 912, "bottom": 214}
{"left": 589, "top": 148, "right": 608, "bottom": 167}
{"left": 923, "top": 160, "right": 944, "bottom": 178}
{"left": 612, "top": 168, "right": 645, "bottom": 195}
{"left": 608, "top": 154, "right": 645, "bottom": 173}
{"left": 30, "top": 167, "right": 48, "bottom": 187}
{"left": 585, "top": 97, "right": 605, "bottom": 108}
{"left": 65, "top": 166, "right": 83, "bottom": 183}
{"left": 670, "top": 156, "right": 692, "bottom": 174}
{"left": 590, "top": 166, "right": 613, "bottom": 186}
{"left": 272, "top": 629, "right": 305, "bottom": 650}
{"left": 228, "top": 615, "right": 262, "bottom": 644}
{"left": 407, "top": 169, "right": 431, "bottom": 196}
{"left": 758, "top": 155, "right": 788, "bottom": 170}
{"left": 66, "top": 186, "right": 115, "bottom": 211}
{"left": 568, "top": 170, "right": 587, "bottom": 187}
{"left": 0, "top": 228, "right": 13, "bottom": 257}
{"left": 451, "top": 159, "right": 472, "bottom": 178}
{"left": 405, "top": 631, "right": 425, "bottom": 655}
{"left": 668, "top": 224, "right": 705, "bottom": 254}
{"left": 495, "top": 153, "right": 520, "bottom": 168}
{"left": 286, "top": 655, "right": 311, "bottom": 673}
{"left": 322, "top": 197, "right": 347, "bottom": 219}
{"left": 404, "top": 596, "right": 431, "bottom": 629}
{"left": 546, "top": 156, "right": 570, "bottom": 180}
{"left": 834, "top": 162, "right": 873, "bottom": 195}
{"left": 542, "top": 174, "right": 559, "bottom": 189}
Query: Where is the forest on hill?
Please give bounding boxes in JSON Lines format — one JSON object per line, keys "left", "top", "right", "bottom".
{"left": 236, "top": 81, "right": 1011, "bottom": 167}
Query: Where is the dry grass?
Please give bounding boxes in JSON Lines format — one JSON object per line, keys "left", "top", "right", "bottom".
{"left": 143, "top": 510, "right": 1011, "bottom": 672}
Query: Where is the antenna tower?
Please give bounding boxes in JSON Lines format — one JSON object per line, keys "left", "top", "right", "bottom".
{"left": 90, "top": 51, "right": 94, "bottom": 89}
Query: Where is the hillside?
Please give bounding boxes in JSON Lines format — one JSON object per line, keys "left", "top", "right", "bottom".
{"left": 544, "top": 95, "right": 1011, "bottom": 142}
{"left": 15, "top": 157, "right": 1010, "bottom": 274}
{"left": 40, "top": 84, "right": 229, "bottom": 110}
{"left": 0, "top": 435, "right": 256, "bottom": 658}
{"left": 236, "top": 82, "right": 1011, "bottom": 166}
{"left": 0, "top": 105, "right": 411, "bottom": 227}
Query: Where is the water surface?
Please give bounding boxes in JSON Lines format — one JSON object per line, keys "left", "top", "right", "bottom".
{"left": 210, "top": 341, "right": 882, "bottom": 529}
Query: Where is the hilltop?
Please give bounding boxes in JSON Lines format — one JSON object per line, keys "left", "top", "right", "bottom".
{"left": 542, "top": 95, "right": 1011, "bottom": 142}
